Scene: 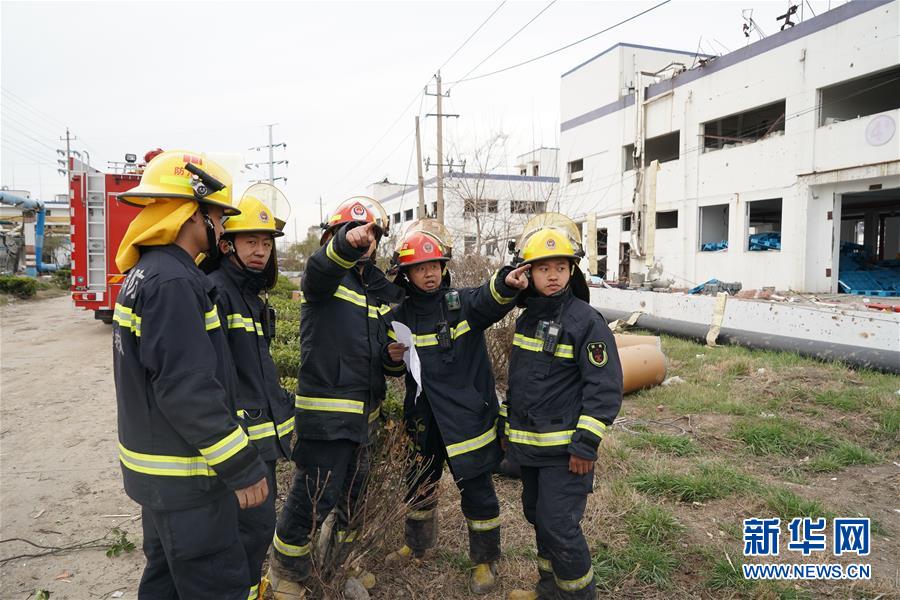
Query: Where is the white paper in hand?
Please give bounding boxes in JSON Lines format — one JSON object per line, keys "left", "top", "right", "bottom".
{"left": 391, "top": 321, "right": 422, "bottom": 401}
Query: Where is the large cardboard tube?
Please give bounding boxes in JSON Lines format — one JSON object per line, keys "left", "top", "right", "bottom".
{"left": 614, "top": 334, "right": 661, "bottom": 349}
{"left": 619, "top": 344, "right": 667, "bottom": 394}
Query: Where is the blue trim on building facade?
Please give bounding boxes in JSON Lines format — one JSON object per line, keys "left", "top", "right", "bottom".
{"left": 560, "top": 0, "right": 893, "bottom": 133}
{"left": 378, "top": 173, "right": 559, "bottom": 205}
{"left": 562, "top": 42, "right": 710, "bottom": 78}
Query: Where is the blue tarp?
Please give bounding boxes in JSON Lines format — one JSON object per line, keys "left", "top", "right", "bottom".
{"left": 748, "top": 232, "right": 781, "bottom": 251}
{"left": 700, "top": 240, "right": 728, "bottom": 252}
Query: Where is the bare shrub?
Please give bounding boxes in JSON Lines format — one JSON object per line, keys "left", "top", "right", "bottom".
{"left": 297, "top": 420, "right": 439, "bottom": 598}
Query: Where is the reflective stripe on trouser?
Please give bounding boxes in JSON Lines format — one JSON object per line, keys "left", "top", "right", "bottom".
{"left": 404, "top": 402, "right": 501, "bottom": 563}
{"left": 520, "top": 464, "right": 595, "bottom": 599}
{"left": 273, "top": 439, "right": 372, "bottom": 578}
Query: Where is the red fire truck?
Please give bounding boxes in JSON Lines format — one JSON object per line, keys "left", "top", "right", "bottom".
{"left": 69, "top": 151, "right": 160, "bottom": 323}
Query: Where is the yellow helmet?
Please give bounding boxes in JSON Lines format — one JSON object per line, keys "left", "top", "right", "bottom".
{"left": 521, "top": 228, "right": 577, "bottom": 264}
{"left": 118, "top": 150, "right": 238, "bottom": 215}
{"left": 224, "top": 197, "right": 284, "bottom": 237}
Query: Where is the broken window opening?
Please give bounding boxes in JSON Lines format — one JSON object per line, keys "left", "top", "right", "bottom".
{"left": 404, "top": 208, "right": 413, "bottom": 222}
{"left": 699, "top": 203, "right": 729, "bottom": 251}
{"left": 656, "top": 210, "right": 678, "bottom": 229}
{"left": 645, "top": 131, "right": 680, "bottom": 164}
{"left": 622, "top": 214, "right": 632, "bottom": 232}
{"left": 568, "top": 159, "right": 583, "bottom": 184}
{"left": 510, "top": 200, "right": 546, "bottom": 214}
{"left": 703, "top": 100, "right": 786, "bottom": 151}
{"left": 597, "top": 228, "right": 608, "bottom": 277}
{"left": 746, "top": 198, "right": 782, "bottom": 251}
{"left": 463, "top": 198, "right": 499, "bottom": 215}
{"left": 623, "top": 144, "right": 635, "bottom": 171}
{"left": 820, "top": 65, "right": 900, "bottom": 126}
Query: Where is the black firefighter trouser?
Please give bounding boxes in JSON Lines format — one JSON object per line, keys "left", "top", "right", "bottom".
{"left": 271, "top": 438, "right": 372, "bottom": 580}
{"left": 521, "top": 464, "right": 596, "bottom": 600}
{"left": 138, "top": 493, "right": 251, "bottom": 600}
{"left": 404, "top": 405, "right": 501, "bottom": 564}
{"left": 238, "top": 461, "right": 277, "bottom": 600}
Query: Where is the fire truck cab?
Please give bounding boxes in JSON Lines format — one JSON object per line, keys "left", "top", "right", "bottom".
{"left": 69, "top": 155, "right": 146, "bottom": 323}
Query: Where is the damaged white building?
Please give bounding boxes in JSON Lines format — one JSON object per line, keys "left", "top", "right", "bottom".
{"left": 370, "top": 147, "right": 559, "bottom": 257}
{"left": 558, "top": 0, "right": 900, "bottom": 294}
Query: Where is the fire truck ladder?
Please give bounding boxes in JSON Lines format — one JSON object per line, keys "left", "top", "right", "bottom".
{"left": 85, "top": 171, "right": 107, "bottom": 293}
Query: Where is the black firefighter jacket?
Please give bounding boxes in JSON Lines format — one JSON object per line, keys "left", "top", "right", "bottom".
{"left": 113, "top": 245, "right": 267, "bottom": 510}
{"left": 500, "top": 288, "right": 624, "bottom": 467}
{"left": 386, "top": 268, "right": 520, "bottom": 480}
{"left": 296, "top": 224, "right": 404, "bottom": 443}
{"left": 209, "top": 258, "right": 295, "bottom": 462}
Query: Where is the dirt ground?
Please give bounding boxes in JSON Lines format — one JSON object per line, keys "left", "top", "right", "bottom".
{"left": 1, "top": 296, "right": 143, "bottom": 599}
{"left": 2, "top": 295, "right": 898, "bottom": 600}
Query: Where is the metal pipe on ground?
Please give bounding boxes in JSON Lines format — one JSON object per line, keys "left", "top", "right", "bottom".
{"left": 601, "top": 308, "right": 900, "bottom": 374}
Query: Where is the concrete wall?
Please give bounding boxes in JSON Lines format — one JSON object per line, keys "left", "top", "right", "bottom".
{"left": 558, "top": 0, "right": 900, "bottom": 292}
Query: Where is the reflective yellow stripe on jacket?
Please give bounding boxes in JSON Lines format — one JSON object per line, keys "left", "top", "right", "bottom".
{"left": 505, "top": 425, "right": 574, "bottom": 447}
{"left": 204, "top": 308, "right": 222, "bottom": 331}
{"left": 301, "top": 285, "right": 390, "bottom": 320}
{"left": 326, "top": 237, "right": 356, "bottom": 269}
{"left": 198, "top": 426, "right": 249, "bottom": 466}
{"left": 446, "top": 420, "right": 497, "bottom": 458}
{"left": 226, "top": 313, "right": 263, "bottom": 336}
{"left": 118, "top": 443, "right": 216, "bottom": 477}
{"left": 489, "top": 270, "right": 516, "bottom": 305}
{"left": 576, "top": 414, "right": 608, "bottom": 439}
{"left": 277, "top": 416, "right": 295, "bottom": 438}
{"left": 113, "top": 303, "right": 142, "bottom": 336}
{"left": 295, "top": 395, "right": 365, "bottom": 415}
{"left": 512, "top": 333, "right": 574, "bottom": 359}
{"left": 412, "top": 320, "right": 471, "bottom": 347}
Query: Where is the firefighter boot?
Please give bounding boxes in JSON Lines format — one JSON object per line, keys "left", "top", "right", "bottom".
{"left": 266, "top": 564, "right": 306, "bottom": 600}
{"left": 388, "top": 510, "right": 437, "bottom": 565}
{"left": 468, "top": 562, "right": 498, "bottom": 594}
{"left": 349, "top": 567, "right": 377, "bottom": 590}
{"left": 384, "top": 544, "right": 425, "bottom": 566}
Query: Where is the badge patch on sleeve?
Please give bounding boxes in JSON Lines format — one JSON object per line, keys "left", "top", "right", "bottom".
{"left": 586, "top": 341, "right": 608, "bottom": 367}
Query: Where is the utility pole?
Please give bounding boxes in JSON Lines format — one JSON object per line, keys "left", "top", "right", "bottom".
{"left": 425, "top": 71, "right": 461, "bottom": 225}
{"left": 318, "top": 196, "right": 325, "bottom": 225}
{"left": 435, "top": 73, "right": 444, "bottom": 223}
{"left": 246, "top": 124, "right": 288, "bottom": 185}
{"left": 58, "top": 128, "right": 75, "bottom": 189}
{"left": 415, "top": 116, "right": 426, "bottom": 218}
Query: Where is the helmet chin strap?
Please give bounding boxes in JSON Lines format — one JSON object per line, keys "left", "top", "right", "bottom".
{"left": 199, "top": 205, "right": 220, "bottom": 262}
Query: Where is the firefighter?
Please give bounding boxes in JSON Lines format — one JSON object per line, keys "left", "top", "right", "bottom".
{"left": 382, "top": 222, "right": 530, "bottom": 594}
{"left": 113, "top": 150, "right": 269, "bottom": 600}
{"left": 500, "top": 215, "right": 623, "bottom": 600}
{"left": 207, "top": 185, "right": 295, "bottom": 600}
{"left": 267, "top": 197, "right": 403, "bottom": 599}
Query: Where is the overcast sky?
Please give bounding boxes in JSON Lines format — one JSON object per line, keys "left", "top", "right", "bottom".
{"left": 1, "top": 0, "right": 846, "bottom": 240}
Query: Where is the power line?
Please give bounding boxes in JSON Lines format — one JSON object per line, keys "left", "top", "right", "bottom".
{"left": 0, "top": 102, "right": 64, "bottom": 143}
{"left": 1, "top": 140, "right": 56, "bottom": 167}
{"left": 0, "top": 88, "right": 67, "bottom": 129}
{"left": 451, "top": 0, "right": 558, "bottom": 87}
{"left": 1, "top": 118, "right": 59, "bottom": 152}
{"left": 1, "top": 88, "right": 99, "bottom": 154}
{"left": 324, "top": 2, "right": 510, "bottom": 198}
{"left": 448, "top": 0, "right": 673, "bottom": 85}
{"left": 437, "top": 1, "right": 507, "bottom": 73}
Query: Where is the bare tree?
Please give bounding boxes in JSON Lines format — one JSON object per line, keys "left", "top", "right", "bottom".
{"left": 446, "top": 132, "right": 554, "bottom": 258}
